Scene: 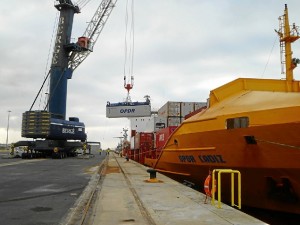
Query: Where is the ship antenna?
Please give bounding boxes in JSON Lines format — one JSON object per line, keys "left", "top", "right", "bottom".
{"left": 276, "top": 4, "right": 300, "bottom": 81}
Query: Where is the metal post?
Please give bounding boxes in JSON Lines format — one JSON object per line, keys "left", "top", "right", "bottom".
{"left": 218, "top": 171, "right": 222, "bottom": 208}
{"left": 231, "top": 172, "right": 234, "bottom": 207}
{"left": 212, "top": 171, "right": 216, "bottom": 205}
{"left": 45, "top": 92, "right": 49, "bottom": 110}
{"left": 6, "top": 110, "right": 11, "bottom": 149}
{"left": 238, "top": 172, "right": 242, "bottom": 208}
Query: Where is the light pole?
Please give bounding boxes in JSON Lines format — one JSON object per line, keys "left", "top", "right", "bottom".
{"left": 6, "top": 110, "right": 11, "bottom": 149}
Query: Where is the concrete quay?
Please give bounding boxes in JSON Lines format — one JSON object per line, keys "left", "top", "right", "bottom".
{"left": 85, "top": 153, "right": 268, "bottom": 225}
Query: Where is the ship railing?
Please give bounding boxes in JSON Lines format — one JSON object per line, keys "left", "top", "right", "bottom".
{"left": 127, "top": 148, "right": 156, "bottom": 157}
{"left": 211, "top": 169, "right": 241, "bottom": 209}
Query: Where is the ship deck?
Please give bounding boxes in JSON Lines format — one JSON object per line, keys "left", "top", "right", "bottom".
{"left": 85, "top": 153, "right": 268, "bottom": 225}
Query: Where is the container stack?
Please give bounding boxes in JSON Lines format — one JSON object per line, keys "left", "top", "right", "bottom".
{"left": 155, "top": 126, "right": 177, "bottom": 158}
{"left": 128, "top": 101, "right": 207, "bottom": 165}
{"left": 131, "top": 132, "right": 154, "bottom": 164}
{"left": 156, "top": 101, "right": 206, "bottom": 129}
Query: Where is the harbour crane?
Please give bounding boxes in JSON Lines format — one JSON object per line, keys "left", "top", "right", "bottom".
{"left": 14, "top": 0, "right": 117, "bottom": 158}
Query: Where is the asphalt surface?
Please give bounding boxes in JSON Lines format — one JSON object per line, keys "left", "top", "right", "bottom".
{"left": 0, "top": 151, "right": 106, "bottom": 225}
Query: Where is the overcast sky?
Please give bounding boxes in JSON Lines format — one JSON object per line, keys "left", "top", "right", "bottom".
{"left": 1, "top": 0, "right": 300, "bottom": 149}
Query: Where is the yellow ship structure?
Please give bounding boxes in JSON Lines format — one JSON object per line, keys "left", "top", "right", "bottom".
{"left": 151, "top": 4, "right": 300, "bottom": 214}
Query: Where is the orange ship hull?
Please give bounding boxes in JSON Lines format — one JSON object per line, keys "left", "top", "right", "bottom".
{"left": 153, "top": 121, "right": 300, "bottom": 214}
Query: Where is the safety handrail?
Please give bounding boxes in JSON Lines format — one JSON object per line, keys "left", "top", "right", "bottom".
{"left": 212, "top": 169, "right": 241, "bottom": 209}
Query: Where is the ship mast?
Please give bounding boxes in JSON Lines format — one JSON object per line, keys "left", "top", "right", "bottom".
{"left": 277, "top": 4, "right": 300, "bottom": 81}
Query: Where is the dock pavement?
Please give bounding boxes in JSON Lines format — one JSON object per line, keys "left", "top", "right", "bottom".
{"left": 83, "top": 153, "right": 268, "bottom": 225}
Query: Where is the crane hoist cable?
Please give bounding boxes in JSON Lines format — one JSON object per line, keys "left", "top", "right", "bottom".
{"left": 43, "top": 70, "right": 66, "bottom": 111}
{"left": 130, "top": 0, "right": 135, "bottom": 77}
{"left": 30, "top": 70, "right": 51, "bottom": 111}
{"left": 31, "top": 11, "right": 59, "bottom": 111}
{"left": 31, "top": 59, "right": 65, "bottom": 112}
{"left": 123, "top": 0, "right": 135, "bottom": 102}
{"left": 124, "top": 0, "right": 134, "bottom": 77}
{"left": 43, "top": 11, "right": 60, "bottom": 110}
{"left": 76, "top": 0, "right": 92, "bottom": 9}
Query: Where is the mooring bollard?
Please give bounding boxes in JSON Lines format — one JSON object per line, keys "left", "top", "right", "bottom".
{"left": 145, "top": 168, "right": 162, "bottom": 183}
{"left": 147, "top": 168, "right": 157, "bottom": 179}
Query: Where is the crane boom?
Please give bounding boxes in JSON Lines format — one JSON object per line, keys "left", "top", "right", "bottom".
{"left": 69, "top": 0, "right": 118, "bottom": 71}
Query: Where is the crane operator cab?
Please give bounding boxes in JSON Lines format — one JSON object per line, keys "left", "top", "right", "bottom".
{"left": 77, "top": 37, "right": 91, "bottom": 51}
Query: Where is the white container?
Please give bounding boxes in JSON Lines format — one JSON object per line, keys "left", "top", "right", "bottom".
{"left": 158, "top": 101, "right": 181, "bottom": 117}
{"left": 106, "top": 103, "right": 151, "bottom": 118}
{"left": 181, "top": 102, "right": 194, "bottom": 117}
{"left": 194, "top": 102, "right": 207, "bottom": 110}
{"left": 167, "top": 117, "right": 182, "bottom": 127}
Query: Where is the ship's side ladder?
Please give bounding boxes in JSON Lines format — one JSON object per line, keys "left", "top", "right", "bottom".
{"left": 211, "top": 169, "right": 241, "bottom": 209}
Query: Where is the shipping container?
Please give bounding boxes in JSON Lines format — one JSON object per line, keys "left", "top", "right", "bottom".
{"left": 106, "top": 102, "right": 151, "bottom": 118}
{"left": 156, "top": 126, "right": 177, "bottom": 150}
{"left": 158, "top": 101, "right": 208, "bottom": 118}
{"left": 158, "top": 101, "right": 181, "bottom": 117}
{"left": 129, "top": 149, "right": 134, "bottom": 160}
{"left": 128, "top": 101, "right": 208, "bottom": 165}
{"left": 133, "top": 132, "right": 153, "bottom": 149}
{"left": 194, "top": 102, "right": 207, "bottom": 111}
{"left": 134, "top": 149, "right": 139, "bottom": 162}
{"left": 127, "top": 102, "right": 206, "bottom": 134}
{"left": 134, "top": 132, "right": 140, "bottom": 149}
{"left": 184, "top": 106, "right": 207, "bottom": 120}
{"left": 130, "top": 132, "right": 154, "bottom": 164}
{"left": 181, "top": 102, "right": 194, "bottom": 117}
{"left": 140, "top": 132, "right": 154, "bottom": 143}
{"left": 167, "top": 117, "right": 182, "bottom": 127}
{"left": 155, "top": 116, "right": 182, "bottom": 127}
